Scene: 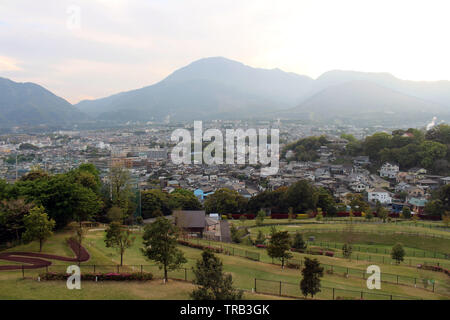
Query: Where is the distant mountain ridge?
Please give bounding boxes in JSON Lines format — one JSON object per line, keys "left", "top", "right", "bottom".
{"left": 0, "top": 77, "right": 87, "bottom": 127}
{"left": 76, "top": 57, "right": 314, "bottom": 120}
{"left": 76, "top": 57, "right": 450, "bottom": 123}
{"left": 2, "top": 57, "right": 450, "bottom": 126}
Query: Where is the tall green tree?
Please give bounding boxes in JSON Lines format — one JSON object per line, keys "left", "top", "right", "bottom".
{"left": 267, "top": 230, "right": 293, "bottom": 268}
{"left": 391, "top": 243, "right": 405, "bottom": 264}
{"left": 191, "top": 249, "right": 243, "bottom": 300}
{"left": 22, "top": 206, "right": 55, "bottom": 252}
{"left": 300, "top": 257, "right": 324, "bottom": 298}
{"left": 105, "top": 222, "right": 135, "bottom": 266}
{"left": 292, "top": 232, "right": 307, "bottom": 251}
{"left": 204, "top": 188, "right": 247, "bottom": 214}
{"left": 141, "top": 217, "right": 186, "bottom": 283}
{"left": 401, "top": 206, "right": 412, "bottom": 219}
{"left": 256, "top": 209, "right": 265, "bottom": 226}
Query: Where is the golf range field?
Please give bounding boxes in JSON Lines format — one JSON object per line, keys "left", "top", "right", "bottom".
{"left": 0, "top": 217, "right": 449, "bottom": 300}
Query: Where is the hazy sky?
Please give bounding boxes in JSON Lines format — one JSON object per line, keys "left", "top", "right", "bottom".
{"left": 1, "top": 0, "right": 450, "bottom": 104}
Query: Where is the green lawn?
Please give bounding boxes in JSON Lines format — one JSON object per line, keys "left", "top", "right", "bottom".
{"left": 1, "top": 223, "right": 449, "bottom": 300}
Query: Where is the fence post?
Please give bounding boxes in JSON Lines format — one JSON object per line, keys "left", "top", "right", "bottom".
{"left": 332, "top": 288, "right": 335, "bottom": 300}
{"left": 94, "top": 265, "right": 96, "bottom": 273}
{"left": 46, "top": 265, "right": 48, "bottom": 273}
{"left": 433, "top": 282, "right": 435, "bottom": 292}
{"left": 140, "top": 265, "right": 143, "bottom": 275}
{"left": 22, "top": 265, "right": 24, "bottom": 279}
{"left": 254, "top": 278, "right": 257, "bottom": 292}
{"left": 361, "top": 291, "right": 363, "bottom": 299}
{"left": 185, "top": 268, "right": 187, "bottom": 281}
{"left": 279, "top": 281, "right": 282, "bottom": 296}
{"left": 397, "top": 275, "right": 399, "bottom": 284}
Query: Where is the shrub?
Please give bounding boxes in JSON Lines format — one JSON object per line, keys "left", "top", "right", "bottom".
{"left": 325, "top": 251, "right": 334, "bottom": 257}
{"left": 286, "top": 262, "right": 301, "bottom": 269}
{"left": 177, "top": 240, "right": 224, "bottom": 254}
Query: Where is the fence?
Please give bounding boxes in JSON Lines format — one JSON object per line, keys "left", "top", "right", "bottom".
{"left": 254, "top": 278, "right": 417, "bottom": 300}
{"left": 183, "top": 238, "right": 447, "bottom": 295}
{"left": 308, "top": 240, "right": 450, "bottom": 261}
{"left": 181, "top": 237, "right": 260, "bottom": 261}
{"left": 289, "top": 228, "right": 450, "bottom": 240}
{"left": 281, "top": 258, "right": 443, "bottom": 294}
{"left": 14, "top": 263, "right": 196, "bottom": 282}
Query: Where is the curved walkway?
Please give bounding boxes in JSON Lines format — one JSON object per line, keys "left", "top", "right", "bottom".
{"left": 0, "top": 239, "right": 90, "bottom": 270}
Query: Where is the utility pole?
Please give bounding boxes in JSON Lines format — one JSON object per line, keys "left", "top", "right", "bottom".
{"left": 15, "top": 153, "right": 18, "bottom": 181}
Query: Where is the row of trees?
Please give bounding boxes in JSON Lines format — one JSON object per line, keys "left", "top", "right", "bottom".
{"left": 141, "top": 188, "right": 202, "bottom": 219}
{"left": 345, "top": 125, "right": 450, "bottom": 174}
{"left": 0, "top": 164, "right": 105, "bottom": 245}
{"left": 205, "top": 180, "right": 337, "bottom": 216}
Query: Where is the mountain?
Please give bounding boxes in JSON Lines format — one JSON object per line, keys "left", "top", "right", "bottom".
{"left": 76, "top": 57, "right": 314, "bottom": 121}
{"left": 77, "top": 58, "right": 450, "bottom": 123}
{"left": 313, "top": 70, "right": 450, "bottom": 107}
{"left": 283, "top": 80, "right": 447, "bottom": 123}
{"left": 5, "top": 57, "right": 450, "bottom": 125}
{"left": 0, "top": 77, "right": 87, "bottom": 127}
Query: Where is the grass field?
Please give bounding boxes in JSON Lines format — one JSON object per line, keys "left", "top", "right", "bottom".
{"left": 0, "top": 219, "right": 449, "bottom": 300}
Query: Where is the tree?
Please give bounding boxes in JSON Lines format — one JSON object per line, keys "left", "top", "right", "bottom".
{"left": 267, "top": 230, "right": 293, "bottom": 268}
{"left": 22, "top": 206, "right": 55, "bottom": 252}
{"left": 141, "top": 217, "right": 187, "bottom": 283}
{"left": 255, "top": 230, "right": 265, "bottom": 245}
{"left": 288, "top": 207, "right": 294, "bottom": 222}
{"left": 377, "top": 206, "right": 388, "bottom": 223}
{"left": 292, "top": 232, "right": 307, "bottom": 250}
{"left": 347, "top": 193, "right": 370, "bottom": 213}
{"left": 169, "top": 189, "right": 202, "bottom": 211}
{"left": 105, "top": 222, "right": 135, "bottom": 266}
{"left": 204, "top": 188, "right": 247, "bottom": 214}
{"left": 0, "top": 198, "right": 33, "bottom": 242}
{"left": 239, "top": 214, "right": 247, "bottom": 226}
{"left": 110, "top": 166, "right": 134, "bottom": 216}
{"left": 300, "top": 257, "right": 324, "bottom": 298}
{"left": 365, "top": 211, "right": 374, "bottom": 221}
{"left": 191, "top": 249, "right": 243, "bottom": 300}
{"left": 315, "top": 211, "right": 323, "bottom": 221}
{"left": 342, "top": 243, "right": 353, "bottom": 260}
{"left": 256, "top": 209, "right": 265, "bottom": 226}
{"left": 424, "top": 199, "right": 445, "bottom": 217}
{"left": 230, "top": 224, "right": 241, "bottom": 244}
{"left": 391, "top": 243, "right": 405, "bottom": 264}
{"left": 443, "top": 211, "right": 450, "bottom": 227}
{"left": 283, "top": 180, "right": 318, "bottom": 213}
{"left": 107, "top": 206, "right": 125, "bottom": 223}
{"left": 401, "top": 206, "right": 412, "bottom": 219}
{"left": 141, "top": 189, "right": 171, "bottom": 218}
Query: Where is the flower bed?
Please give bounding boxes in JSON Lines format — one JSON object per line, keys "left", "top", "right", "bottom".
{"left": 418, "top": 264, "right": 450, "bottom": 276}
{"left": 40, "top": 272, "right": 153, "bottom": 281}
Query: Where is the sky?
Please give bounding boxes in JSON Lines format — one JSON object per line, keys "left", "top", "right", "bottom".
{"left": 1, "top": 0, "right": 450, "bottom": 104}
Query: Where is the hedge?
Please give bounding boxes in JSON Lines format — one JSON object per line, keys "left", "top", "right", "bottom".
{"left": 39, "top": 272, "right": 153, "bottom": 281}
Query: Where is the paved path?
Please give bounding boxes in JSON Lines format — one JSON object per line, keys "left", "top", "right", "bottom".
{"left": 0, "top": 239, "right": 90, "bottom": 270}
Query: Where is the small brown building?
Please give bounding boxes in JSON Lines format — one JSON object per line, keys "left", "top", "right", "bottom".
{"left": 173, "top": 210, "right": 206, "bottom": 237}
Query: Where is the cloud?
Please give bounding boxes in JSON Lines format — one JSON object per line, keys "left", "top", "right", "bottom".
{"left": 0, "top": 56, "right": 22, "bottom": 71}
